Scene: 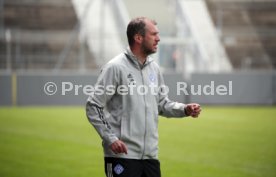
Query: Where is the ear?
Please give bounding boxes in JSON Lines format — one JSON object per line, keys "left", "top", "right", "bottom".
{"left": 134, "top": 34, "right": 143, "bottom": 44}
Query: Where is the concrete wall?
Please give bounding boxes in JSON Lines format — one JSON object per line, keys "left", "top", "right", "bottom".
{"left": 0, "top": 71, "right": 275, "bottom": 106}
{"left": 15, "top": 72, "right": 184, "bottom": 106}
{"left": 0, "top": 73, "right": 12, "bottom": 106}
{"left": 273, "top": 72, "right": 276, "bottom": 104}
{"left": 16, "top": 73, "right": 98, "bottom": 106}
{"left": 190, "top": 71, "right": 275, "bottom": 105}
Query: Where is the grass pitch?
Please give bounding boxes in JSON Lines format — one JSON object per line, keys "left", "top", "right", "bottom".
{"left": 0, "top": 106, "right": 275, "bottom": 177}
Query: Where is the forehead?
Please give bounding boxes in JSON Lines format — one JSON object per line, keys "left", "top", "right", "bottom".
{"left": 145, "top": 20, "right": 159, "bottom": 33}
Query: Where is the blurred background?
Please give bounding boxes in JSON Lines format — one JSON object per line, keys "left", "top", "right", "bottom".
{"left": 0, "top": 0, "right": 275, "bottom": 105}
{"left": 0, "top": 0, "right": 276, "bottom": 177}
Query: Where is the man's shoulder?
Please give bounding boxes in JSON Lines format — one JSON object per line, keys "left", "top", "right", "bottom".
{"left": 149, "top": 59, "right": 160, "bottom": 68}
{"left": 102, "top": 53, "right": 128, "bottom": 72}
{"left": 107, "top": 53, "right": 127, "bottom": 66}
{"left": 148, "top": 58, "right": 161, "bottom": 72}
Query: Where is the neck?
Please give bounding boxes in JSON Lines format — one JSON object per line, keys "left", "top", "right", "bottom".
{"left": 130, "top": 46, "right": 147, "bottom": 65}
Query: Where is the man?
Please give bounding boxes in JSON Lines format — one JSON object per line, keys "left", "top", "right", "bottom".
{"left": 86, "top": 17, "right": 201, "bottom": 177}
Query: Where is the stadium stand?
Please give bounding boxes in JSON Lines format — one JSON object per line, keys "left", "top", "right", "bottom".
{"left": 0, "top": 0, "right": 96, "bottom": 70}
{"left": 0, "top": 0, "right": 275, "bottom": 70}
{"left": 206, "top": 0, "right": 276, "bottom": 69}
{"left": 72, "top": 0, "right": 129, "bottom": 67}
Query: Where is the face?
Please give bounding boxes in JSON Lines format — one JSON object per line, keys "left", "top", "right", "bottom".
{"left": 141, "top": 21, "right": 160, "bottom": 55}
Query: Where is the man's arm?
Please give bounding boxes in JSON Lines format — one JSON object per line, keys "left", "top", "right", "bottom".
{"left": 86, "top": 64, "right": 118, "bottom": 145}
{"left": 158, "top": 73, "right": 201, "bottom": 118}
{"left": 86, "top": 64, "right": 127, "bottom": 154}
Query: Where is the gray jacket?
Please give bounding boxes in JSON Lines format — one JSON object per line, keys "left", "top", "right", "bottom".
{"left": 86, "top": 47, "right": 187, "bottom": 160}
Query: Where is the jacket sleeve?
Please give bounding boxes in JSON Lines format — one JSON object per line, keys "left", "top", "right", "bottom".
{"left": 158, "top": 72, "right": 187, "bottom": 118}
{"left": 86, "top": 64, "right": 118, "bottom": 145}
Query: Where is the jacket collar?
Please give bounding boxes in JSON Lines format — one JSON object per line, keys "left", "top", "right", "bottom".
{"left": 124, "top": 47, "right": 154, "bottom": 69}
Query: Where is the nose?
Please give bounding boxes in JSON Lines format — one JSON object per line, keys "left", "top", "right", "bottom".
{"left": 156, "top": 35, "right": 160, "bottom": 42}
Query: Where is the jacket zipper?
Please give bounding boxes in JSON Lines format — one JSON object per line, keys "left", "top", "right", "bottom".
{"left": 140, "top": 67, "right": 147, "bottom": 159}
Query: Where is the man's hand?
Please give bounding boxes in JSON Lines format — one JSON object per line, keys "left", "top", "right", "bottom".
{"left": 185, "top": 103, "right": 201, "bottom": 118}
{"left": 110, "top": 140, "right": 128, "bottom": 154}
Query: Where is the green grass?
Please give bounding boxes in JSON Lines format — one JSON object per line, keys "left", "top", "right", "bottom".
{"left": 0, "top": 106, "right": 275, "bottom": 177}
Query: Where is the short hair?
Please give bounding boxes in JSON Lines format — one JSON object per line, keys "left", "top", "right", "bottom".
{"left": 126, "top": 17, "right": 157, "bottom": 46}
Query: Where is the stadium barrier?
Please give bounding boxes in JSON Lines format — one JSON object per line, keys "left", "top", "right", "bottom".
{"left": 0, "top": 71, "right": 275, "bottom": 106}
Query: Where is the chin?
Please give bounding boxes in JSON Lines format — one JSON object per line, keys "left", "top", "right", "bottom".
{"left": 149, "top": 50, "right": 157, "bottom": 55}
{"left": 143, "top": 46, "right": 157, "bottom": 55}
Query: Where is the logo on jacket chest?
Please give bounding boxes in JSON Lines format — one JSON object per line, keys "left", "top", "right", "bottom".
{"left": 126, "top": 72, "right": 157, "bottom": 86}
{"left": 149, "top": 72, "right": 157, "bottom": 83}
{"left": 127, "top": 73, "right": 136, "bottom": 86}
